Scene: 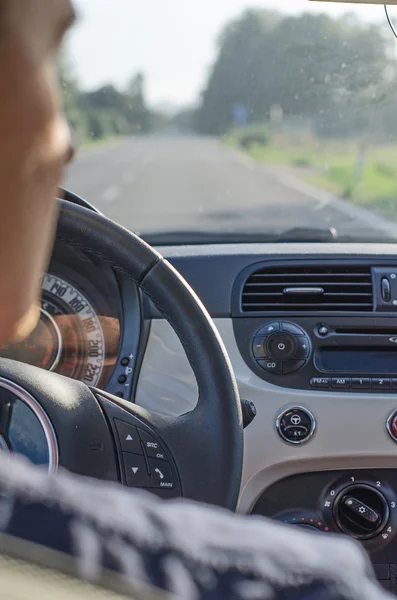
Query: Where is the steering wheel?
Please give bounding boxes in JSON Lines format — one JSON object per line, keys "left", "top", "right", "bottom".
{"left": 0, "top": 200, "right": 243, "bottom": 510}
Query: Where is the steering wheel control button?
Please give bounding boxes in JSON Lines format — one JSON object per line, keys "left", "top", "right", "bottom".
{"left": 257, "top": 322, "right": 280, "bottom": 335}
{"left": 386, "top": 410, "right": 397, "bottom": 442}
{"left": 372, "top": 378, "right": 391, "bottom": 391}
{"left": 252, "top": 337, "right": 269, "bottom": 359}
{"left": 123, "top": 453, "right": 150, "bottom": 488}
{"left": 257, "top": 359, "right": 282, "bottom": 375}
{"left": 282, "top": 360, "right": 306, "bottom": 375}
{"left": 120, "top": 357, "right": 130, "bottom": 367}
{"left": 124, "top": 455, "right": 150, "bottom": 488}
{"left": 310, "top": 377, "right": 330, "bottom": 389}
{"left": 149, "top": 458, "right": 175, "bottom": 489}
{"left": 114, "top": 420, "right": 143, "bottom": 454}
{"left": 281, "top": 322, "right": 305, "bottom": 336}
{"left": 139, "top": 430, "right": 168, "bottom": 461}
{"left": 352, "top": 378, "right": 370, "bottom": 391}
{"left": 276, "top": 407, "right": 315, "bottom": 445}
{"left": 331, "top": 378, "right": 351, "bottom": 390}
{"left": 118, "top": 374, "right": 127, "bottom": 384}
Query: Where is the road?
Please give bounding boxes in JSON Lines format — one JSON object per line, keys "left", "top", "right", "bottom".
{"left": 64, "top": 135, "right": 397, "bottom": 241}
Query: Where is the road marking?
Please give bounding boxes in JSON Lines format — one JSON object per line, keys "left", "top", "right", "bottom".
{"left": 122, "top": 172, "right": 135, "bottom": 184}
{"left": 120, "top": 158, "right": 155, "bottom": 188}
{"left": 224, "top": 144, "right": 397, "bottom": 237}
{"left": 273, "top": 169, "right": 397, "bottom": 238}
{"left": 102, "top": 185, "right": 120, "bottom": 203}
{"left": 271, "top": 169, "right": 335, "bottom": 211}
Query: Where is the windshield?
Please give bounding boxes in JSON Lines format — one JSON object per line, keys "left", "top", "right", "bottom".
{"left": 63, "top": 0, "right": 397, "bottom": 244}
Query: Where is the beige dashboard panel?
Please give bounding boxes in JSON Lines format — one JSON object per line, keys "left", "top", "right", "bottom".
{"left": 136, "top": 319, "right": 397, "bottom": 514}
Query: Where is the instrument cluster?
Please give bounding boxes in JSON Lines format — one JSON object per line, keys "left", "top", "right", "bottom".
{"left": 0, "top": 251, "right": 122, "bottom": 389}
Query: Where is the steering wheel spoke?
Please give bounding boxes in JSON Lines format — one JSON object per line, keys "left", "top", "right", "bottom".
{"left": 95, "top": 390, "right": 183, "bottom": 499}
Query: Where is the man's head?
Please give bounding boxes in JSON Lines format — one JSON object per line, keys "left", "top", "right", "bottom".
{"left": 0, "top": 0, "right": 76, "bottom": 342}
{"left": 0, "top": 0, "right": 76, "bottom": 176}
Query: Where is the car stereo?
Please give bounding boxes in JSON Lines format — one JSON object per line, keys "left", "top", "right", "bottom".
{"left": 233, "top": 316, "right": 397, "bottom": 392}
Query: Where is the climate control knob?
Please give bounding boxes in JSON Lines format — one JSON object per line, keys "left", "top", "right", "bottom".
{"left": 334, "top": 484, "right": 389, "bottom": 540}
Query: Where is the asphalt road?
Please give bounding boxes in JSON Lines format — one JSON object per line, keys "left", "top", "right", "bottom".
{"left": 64, "top": 135, "right": 397, "bottom": 241}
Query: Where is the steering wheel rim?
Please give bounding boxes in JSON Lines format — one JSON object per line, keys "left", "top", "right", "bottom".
{"left": 0, "top": 200, "right": 243, "bottom": 510}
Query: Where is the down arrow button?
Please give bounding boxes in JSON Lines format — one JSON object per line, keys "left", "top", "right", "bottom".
{"left": 123, "top": 453, "right": 150, "bottom": 488}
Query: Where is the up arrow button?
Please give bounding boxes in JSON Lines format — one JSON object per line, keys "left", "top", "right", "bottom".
{"left": 114, "top": 419, "right": 143, "bottom": 454}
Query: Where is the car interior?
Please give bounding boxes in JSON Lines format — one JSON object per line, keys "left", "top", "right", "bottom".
{"left": 3, "top": 0, "right": 397, "bottom": 596}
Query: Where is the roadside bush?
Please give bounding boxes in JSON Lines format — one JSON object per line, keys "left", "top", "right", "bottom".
{"left": 87, "top": 110, "right": 115, "bottom": 140}
{"left": 375, "top": 162, "right": 397, "bottom": 179}
{"left": 293, "top": 156, "right": 311, "bottom": 167}
{"left": 239, "top": 133, "right": 268, "bottom": 149}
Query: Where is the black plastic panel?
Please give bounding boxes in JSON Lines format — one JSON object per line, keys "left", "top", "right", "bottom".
{"left": 104, "top": 275, "right": 143, "bottom": 402}
{"left": 233, "top": 258, "right": 397, "bottom": 317}
{"left": 141, "top": 249, "right": 397, "bottom": 318}
{"left": 251, "top": 469, "right": 397, "bottom": 590}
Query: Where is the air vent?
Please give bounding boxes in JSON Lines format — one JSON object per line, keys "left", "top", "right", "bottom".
{"left": 241, "top": 265, "right": 373, "bottom": 312}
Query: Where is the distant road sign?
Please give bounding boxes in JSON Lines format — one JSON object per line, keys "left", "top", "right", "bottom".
{"left": 232, "top": 104, "right": 248, "bottom": 126}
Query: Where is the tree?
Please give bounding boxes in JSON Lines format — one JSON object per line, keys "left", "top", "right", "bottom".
{"left": 196, "top": 9, "right": 395, "bottom": 138}
{"left": 197, "top": 10, "right": 280, "bottom": 134}
{"left": 125, "top": 73, "right": 151, "bottom": 133}
{"left": 58, "top": 46, "right": 160, "bottom": 141}
{"left": 58, "top": 50, "right": 87, "bottom": 139}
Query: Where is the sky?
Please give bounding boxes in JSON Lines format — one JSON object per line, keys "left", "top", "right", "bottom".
{"left": 68, "top": 0, "right": 394, "bottom": 108}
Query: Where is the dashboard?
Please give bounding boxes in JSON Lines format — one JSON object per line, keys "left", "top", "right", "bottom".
{"left": 137, "top": 241, "right": 397, "bottom": 594}
{"left": 10, "top": 231, "right": 397, "bottom": 593}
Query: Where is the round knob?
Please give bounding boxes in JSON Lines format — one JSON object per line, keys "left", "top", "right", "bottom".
{"left": 334, "top": 484, "right": 389, "bottom": 540}
{"left": 266, "top": 333, "right": 296, "bottom": 361}
{"left": 276, "top": 407, "right": 316, "bottom": 445}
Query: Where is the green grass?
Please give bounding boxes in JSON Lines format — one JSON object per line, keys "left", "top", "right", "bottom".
{"left": 230, "top": 131, "right": 397, "bottom": 219}
{"left": 246, "top": 143, "right": 317, "bottom": 168}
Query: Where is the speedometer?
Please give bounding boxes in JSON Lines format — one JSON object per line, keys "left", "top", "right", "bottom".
{"left": 0, "top": 274, "right": 107, "bottom": 387}
{"left": 42, "top": 274, "right": 106, "bottom": 386}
